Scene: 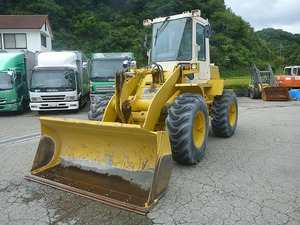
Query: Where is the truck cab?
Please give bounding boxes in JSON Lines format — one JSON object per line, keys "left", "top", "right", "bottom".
{"left": 277, "top": 66, "right": 300, "bottom": 88}
{"left": 88, "top": 52, "right": 136, "bottom": 120}
{"left": 0, "top": 52, "right": 35, "bottom": 113}
{"left": 89, "top": 52, "right": 135, "bottom": 94}
{"left": 29, "top": 51, "right": 89, "bottom": 112}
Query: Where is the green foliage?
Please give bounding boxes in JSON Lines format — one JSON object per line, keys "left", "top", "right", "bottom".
{"left": 275, "top": 56, "right": 285, "bottom": 69}
{"left": 1, "top": 0, "right": 299, "bottom": 74}
{"left": 257, "top": 28, "right": 300, "bottom": 69}
{"left": 209, "top": 10, "right": 272, "bottom": 70}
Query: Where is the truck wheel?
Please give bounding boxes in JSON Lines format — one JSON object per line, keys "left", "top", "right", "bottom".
{"left": 88, "top": 93, "right": 113, "bottom": 121}
{"left": 211, "top": 90, "right": 238, "bottom": 137}
{"left": 18, "top": 105, "right": 24, "bottom": 114}
{"left": 17, "top": 99, "right": 28, "bottom": 115}
{"left": 88, "top": 107, "right": 105, "bottom": 121}
{"left": 166, "top": 93, "right": 209, "bottom": 165}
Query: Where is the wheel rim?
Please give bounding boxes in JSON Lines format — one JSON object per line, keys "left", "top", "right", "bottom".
{"left": 229, "top": 102, "right": 237, "bottom": 126}
{"left": 193, "top": 111, "right": 206, "bottom": 148}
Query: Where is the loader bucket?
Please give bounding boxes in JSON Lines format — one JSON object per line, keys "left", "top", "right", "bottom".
{"left": 25, "top": 117, "right": 173, "bottom": 214}
{"left": 261, "top": 87, "right": 291, "bottom": 101}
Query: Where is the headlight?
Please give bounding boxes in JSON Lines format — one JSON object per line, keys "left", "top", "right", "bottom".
{"left": 31, "top": 97, "right": 42, "bottom": 101}
{"left": 191, "top": 9, "right": 201, "bottom": 17}
{"left": 90, "top": 81, "right": 94, "bottom": 92}
{"left": 65, "top": 96, "right": 76, "bottom": 100}
{"left": 143, "top": 19, "right": 152, "bottom": 26}
{"left": 7, "top": 104, "right": 17, "bottom": 108}
{"left": 191, "top": 63, "right": 198, "bottom": 69}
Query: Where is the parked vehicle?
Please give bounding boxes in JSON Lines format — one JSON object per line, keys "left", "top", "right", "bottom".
{"left": 246, "top": 64, "right": 290, "bottom": 101}
{"left": 29, "top": 51, "right": 89, "bottom": 112}
{"left": 88, "top": 52, "right": 136, "bottom": 120}
{"left": 0, "top": 51, "right": 36, "bottom": 113}
{"left": 27, "top": 10, "right": 238, "bottom": 214}
{"left": 276, "top": 66, "right": 300, "bottom": 88}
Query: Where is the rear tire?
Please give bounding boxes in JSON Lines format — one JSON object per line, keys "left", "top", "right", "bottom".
{"left": 166, "top": 93, "right": 209, "bottom": 165}
{"left": 211, "top": 90, "right": 238, "bottom": 137}
{"left": 17, "top": 99, "right": 28, "bottom": 115}
{"left": 250, "top": 87, "right": 259, "bottom": 99}
{"left": 18, "top": 103, "right": 25, "bottom": 114}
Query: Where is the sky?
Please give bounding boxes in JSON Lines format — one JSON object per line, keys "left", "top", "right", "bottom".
{"left": 224, "top": 0, "right": 300, "bottom": 34}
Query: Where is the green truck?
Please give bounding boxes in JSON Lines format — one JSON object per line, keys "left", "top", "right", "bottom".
{"left": 88, "top": 52, "right": 136, "bottom": 120}
{"left": 0, "top": 51, "right": 36, "bottom": 113}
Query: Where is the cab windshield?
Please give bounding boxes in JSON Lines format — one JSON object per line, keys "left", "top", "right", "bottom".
{"left": 283, "top": 68, "right": 292, "bottom": 76}
{"left": 89, "top": 58, "right": 126, "bottom": 81}
{"left": 151, "top": 17, "right": 192, "bottom": 62}
{"left": 0, "top": 72, "right": 14, "bottom": 90}
{"left": 30, "top": 68, "right": 76, "bottom": 91}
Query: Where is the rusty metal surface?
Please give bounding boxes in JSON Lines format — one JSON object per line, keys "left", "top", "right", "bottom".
{"left": 26, "top": 117, "right": 173, "bottom": 214}
{"left": 26, "top": 151, "right": 172, "bottom": 214}
{"left": 26, "top": 165, "right": 151, "bottom": 214}
{"left": 262, "top": 87, "right": 291, "bottom": 101}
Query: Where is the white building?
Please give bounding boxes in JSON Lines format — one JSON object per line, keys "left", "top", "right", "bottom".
{"left": 0, "top": 15, "right": 54, "bottom": 53}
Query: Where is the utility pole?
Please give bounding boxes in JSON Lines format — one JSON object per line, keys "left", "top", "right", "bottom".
{"left": 279, "top": 42, "right": 283, "bottom": 69}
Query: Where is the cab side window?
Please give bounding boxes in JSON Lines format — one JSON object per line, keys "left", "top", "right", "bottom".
{"left": 292, "top": 68, "right": 296, "bottom": 76}
{"left": 196, "top": 23, "right": 206, "bottom": 61}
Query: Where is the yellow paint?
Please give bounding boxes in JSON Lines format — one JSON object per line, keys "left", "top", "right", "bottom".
{"left": 229, "top": 102, "right": 237, "bottom": 127}
{"left": 31, "top": 117, "right": 172, "bottom": 173}
{"left": 193, "top": 111, "right": 206, "bottom": 148}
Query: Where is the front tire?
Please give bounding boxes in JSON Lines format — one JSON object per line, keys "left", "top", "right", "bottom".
{"left": 250, "top": 87, "right": 259, "bottom": 99}
{"left": 246, "top": 87, "right": 251, "bottom": 97}
{"left": 166, "top": 93, "right": 209, "bottom": 165}
{"left": 88, "top": 93, "right": 113, "bottom": 121}
{"left": 211, "top": 90, "right": 238, "bottom": 137}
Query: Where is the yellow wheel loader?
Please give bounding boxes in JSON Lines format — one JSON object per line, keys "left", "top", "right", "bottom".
{"left": 26, "top": 10, "right": 238, "bottom": 214}
{"left": 246, "top": 64, "right": 290, "bottom": 101}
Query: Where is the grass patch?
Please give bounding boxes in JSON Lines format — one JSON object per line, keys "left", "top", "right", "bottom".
{"left": 224, "top": 76, "right": 250, "bottom": 91}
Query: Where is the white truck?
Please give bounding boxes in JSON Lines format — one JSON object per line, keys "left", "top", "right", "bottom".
{"left": 29, "top": 51, "right": 89, "bottom": 112}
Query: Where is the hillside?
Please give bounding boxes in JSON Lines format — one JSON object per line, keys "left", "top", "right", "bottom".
{"left": 0, "top": 0, "right": 298, "bottom": 76}
{"left": 257, "top": 28, "right": 300, "bottom": 73}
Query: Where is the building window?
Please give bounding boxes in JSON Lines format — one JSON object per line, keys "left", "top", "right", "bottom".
{"left": 4, "top": 33, "right": 27, "bottom": 49}
{"left": 0, "top": 34, "right": 2, "bottom": 49}
{"left": 41, "top": 35, "right": 47, "bottom": 47}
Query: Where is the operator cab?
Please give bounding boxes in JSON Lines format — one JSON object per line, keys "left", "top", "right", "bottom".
{"left": 144, "top": 9, "right": 212, "bottom": 82}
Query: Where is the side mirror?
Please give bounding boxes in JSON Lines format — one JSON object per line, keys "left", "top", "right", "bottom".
{"left": 123, "top": 59, "right": 129, "bottom": 68}
{"left": 83, "top": 62, "right": 87, "bottom": 70}
{"left": 204, "top": 25, "right": 211, "bottom": 38}
{"left": 129, "top": 59, "right": 137, "bottom": 67}
{"left": 144, "top": 34, "right": 148, "bottom": 48}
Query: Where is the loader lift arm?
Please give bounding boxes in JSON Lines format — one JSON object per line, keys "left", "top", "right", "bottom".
{"left": 105, "top": 62, "right": 200, "bottom": 131}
